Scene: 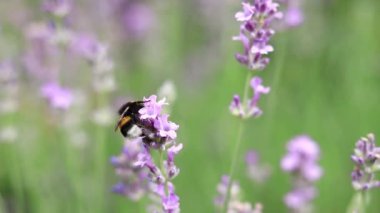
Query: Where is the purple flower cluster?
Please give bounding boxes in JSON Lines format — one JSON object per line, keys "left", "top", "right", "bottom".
{"left": 233, "top": 0, "right": 282, "bottom": 70}
{"left": 351, "top": 133, "right": 380, "bottom": 191}
{"left": 110, "top": 0, "right": 155, "bottom": 39}
{"left": 24, "top": 1, "right": 74, "bottom": 111}
{"left": 229, "top": 76, "right": 270, "bottom": 119}
{"left": 137, "top": 95, "right": 179, "bottom": 146}
{"left": 41, "top": 82, "right": 73, "bottom": 110}
{"left": 214, "top": 175, "right": 262, "bottom": 213}
{"left": 281, "top": 135, "right": 323, "bottom": 212}
{"left": 42, "top": 0, "right": 71, "bottom": 17}
{"left": 110, "top": 137, "right": 148, "bottom": 201}
{"left": 111, "top": 95, "right": 182, "bottom": 212}
{"left": 278, "top": 0, "right": 304, "bottom": 28}
{"left": 245, "top": 150, "right": 271, "bottom": 183}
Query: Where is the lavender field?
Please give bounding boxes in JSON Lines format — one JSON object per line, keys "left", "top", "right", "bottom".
{"left": 0, "top": 0, "right": 380, "bottom": 212}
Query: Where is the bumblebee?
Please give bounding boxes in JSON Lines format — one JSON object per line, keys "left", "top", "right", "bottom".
{"left": 114, "top": 100, "right": 146, "bottom": 137}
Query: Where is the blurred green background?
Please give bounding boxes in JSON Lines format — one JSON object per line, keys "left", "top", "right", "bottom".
{"left": 0, "top": 0, "right": 380, "bottom": 212}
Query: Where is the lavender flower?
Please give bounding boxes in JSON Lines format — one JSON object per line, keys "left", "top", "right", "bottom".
{"left": 229, "top": 76, "right": 270, "bottom": 119}
{"left": 281, "top": 135, "right": 323, "bottom": 213}
{"left": 70, "top": 34, "right": 100, "bottom": 61}
{"left": 161, "top": 182, "right": 180, "bottom": 212}
{"left": 245, "top": 150, "right": 271, "bottom": 183}
{"left": 284, "top": 7, "right": 303, "bottom": 27}
{"left": 233, "top": 0, "right": 282, "bottom": 70}
{"left": 43, "top": 0, "right": 71, "bottom": 17}
{"left": 137, "top": 95, "right": 179, "bottom": 146}
{"left": 111, "top": 94, "right": 182, "bottom": 212}
{"left": 139, "top": 95, "right": 168, "bottom": 120}
{"left": 41, "top": 82, "right": 73, "bottom": 110}
{"left": 278, "top": 0, "right": 304, "bottom": 28}
{"left": 70, "top": 33, "right": 116, "bottom": 126}
{"left": 121, "top": 2, "right": 155, "bottom": 38}
{"left": 110, "top": 137, "right": 148, "bottom": 201}
{"left": 154, "top": 115, "right": 179, "bottom": 140}
{"left": 214, "top": 175, "right": 262, "bottom": 213}
{"left": 351, "top": 133, "right": 380, "bottom": 191}
{"left": 23, "top": 22, "right": 57, "bottom": 79}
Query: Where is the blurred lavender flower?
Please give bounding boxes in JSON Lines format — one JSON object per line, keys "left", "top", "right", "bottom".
{"left": 281, "top": 135, "right": 323, "bottom": 213}
{"left": 229, "top": 76, "right": 270, "bottom": 119}
{"left": 110, "top": 137, "right": 149, "bottom": 201}
{"left": 245, "top": 150, "right": 271, "bottom": 183}
{"left": 41, "top": 82, "right": 73, "bottom": 110}
{"left": 233, "top": 0, "right": 282, "bottom": 70}
{"left": 214, "top": 175, "right": 262, "bottom": 213}
{"left": 70, "top": 33, "right": 116, "bottom": 126}
{"left": 122, "top": 2, "right": 154, "bottom": 38}
{"left": 111, "top": 94, "right": 182, "bottom": 212}
{"left": 284, "top": 7, "right": 303, "bottom": 27}
{"left": 23, "top": 22, "right": 57, "bottom": 79}
{"left": 70, "top": 34, "right": 100, "bottom": 61}
{"left": 43, "top": 0, "right": 71, "bottom": 17}
{"left": 278, "top": 0, "right": 304, "bottom": 28}
{"left": 351, "top": 133, "right": 380, "bottom": 191}
{"left": 110, "top": 0, "right": 155, "bottom": 39}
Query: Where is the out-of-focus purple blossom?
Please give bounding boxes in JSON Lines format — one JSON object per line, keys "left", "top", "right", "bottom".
{"left": 25, "top": 22, "right": 54, "bottom": 41}
{"left": 281, "top": 135, "right": 322, "bottom": 181}
{"left": 122, "top": 2, "right": 155, "bottom": 38}
{"left": 229, "top": 76, "right": 270, "bottom": 119}
{"left": 281, "top": 135, "right": 322, "bottom": 213}
{"left": 41, "top": 82, "right": 73, "bottom": 110}
{"left": 284, "top": 186, "right": 315, "bottom": 211}
{"left": 214, "top": 175, "right": 262, "bottom": 213}
{"left": 110, "top": 137, "right": 148, "bottom": 201}
{"left": 233, "top": 0, "right": 282, "bottom": 70}
{"left": 249, "top": 77, "right": 271, "bottom": 108}
{"left": 162, "top": 183, "right": 180, "bottom": 213}
{"left": 23, "top": 22, "right": 57, "bottom": 79}
{"left": 284, "top": 7, "right": 303, "bottom": 27}
{"left": 277, "top": 0, "right": 304, "bottom": 29}
{"left": 43, "top": 0, "right": 71, "bottom": 17}
{"left": 245, "top": 150, "right": 271, "bottom": 183}
{"left": 229, "top": 95, "right": 244, "bottom": 117}
{"left": 351, "top": 133, "right": 380, "bottom": 191}
{"left": 70, "top": 34, "right": 100, "bottom": 61}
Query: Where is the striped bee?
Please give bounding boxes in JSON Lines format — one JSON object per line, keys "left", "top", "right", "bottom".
{"left": 114, "top": 100, "right": 146, "bottom": 137}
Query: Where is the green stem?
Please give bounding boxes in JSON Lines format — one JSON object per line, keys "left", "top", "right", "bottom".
{"left": 347, "top": 191, "right": 371, "bottom": 213}
{"left": 159, "top": 149, "right": 169, "bottom": 195}
{"left": 265, "top": 35, "right": 287, "bottom": 122}
{"left": 222, "top": 72, "right": 252, "bottom": 213}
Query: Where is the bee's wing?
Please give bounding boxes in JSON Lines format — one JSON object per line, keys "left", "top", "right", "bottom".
{"left": 114, "top": 117, "right": 123, "bottom": 131}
